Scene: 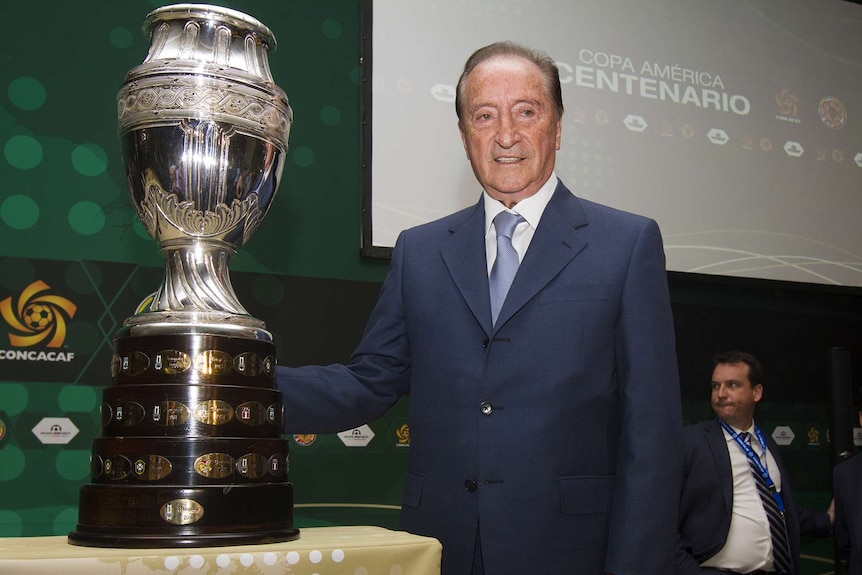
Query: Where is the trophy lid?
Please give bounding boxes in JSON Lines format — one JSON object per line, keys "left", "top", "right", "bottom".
{"left": 144, "top": 3, "right": 278, "bottom": 52}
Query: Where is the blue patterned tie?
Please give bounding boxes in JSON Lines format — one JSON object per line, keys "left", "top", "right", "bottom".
{"left": 740, "top": 432, "right": 791, "bottom": 574}
{"left": 489, "top": 211, "right": 523, "bottom": 325}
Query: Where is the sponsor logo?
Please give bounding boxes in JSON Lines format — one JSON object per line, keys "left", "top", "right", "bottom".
{"left": 571, "top": 107, "right": 587, "bottom": 123}
{"left": 32, "top": 417, "right": 79, "bottom": 445}
{"left": 784, "top": 141, "right": 804, "bottom": 158}
{"left": 680, "top": 124, "right": 695, "bottom": 140}
{"left": 818, "top": 96, "right": 847, "bottom": 130}
{"left": 0, "top": 419, "right": 5, "bottom": 441}
{"left": 395, "top": 423, "right": 410, "bottom": 448}
{"left": 1, "top": 280, "right": 77, "bottom": 349}
{"left": 430, "top": 84, "right": 455, "bottom": 103}
{"left": 707, "top": 128, "right": 729, "bottom": 145}
{"left": 772, "top": 425, "right": 795, "bottom": 446}
{"left": 660, "top": 121, "right": 674, "bottom": 137}
{"left": 337, "top": 424, "right": 375, "bottom": 447}
{"left": 292, "top": 433, "right": 317, "bottom": 447}
{"left": 807, "top": 427, "right": 821, "bottom": 446}
{"left": 774, "top": 89, "right": 801, "bottom": 124}
{"left": 623, "top": 114, "right": 647, "bottom": 132}
{"left": 595, "top": 110, "right": 610, "bottom": 126}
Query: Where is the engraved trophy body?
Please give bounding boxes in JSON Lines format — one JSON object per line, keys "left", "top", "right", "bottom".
{"left": 68, "top": 4, "right": 299, "bottom": 548}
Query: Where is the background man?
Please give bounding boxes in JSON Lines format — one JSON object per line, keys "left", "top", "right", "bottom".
{"left": 278, "top": 41, "right": 682, "bottom": 575}
{"left": 834, "top": 386, "right": 862, "bottom": 574}
{"left": 676, "top": 351, "right": 833, "bottom": 575}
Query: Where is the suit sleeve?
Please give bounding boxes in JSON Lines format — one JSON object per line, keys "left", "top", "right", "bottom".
{"left": 603, "top": 218, "right": 684, "bottom": 575}
{"left": 797, "top": 507, "right": 832, "bottom": 538}
{"left": 276, "top": 231, "right": 413, "bottom": 433}
{"left": 675, "top": 436, "right": 709, "bottom": 575}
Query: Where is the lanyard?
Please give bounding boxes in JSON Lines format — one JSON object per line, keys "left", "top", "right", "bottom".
{"left": 719, "top": 419, "right": 785, "bottom": 513}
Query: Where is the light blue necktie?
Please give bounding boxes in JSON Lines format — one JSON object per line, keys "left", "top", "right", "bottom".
{"left": 489, "top": 211, "right": 523, "bottom": 325}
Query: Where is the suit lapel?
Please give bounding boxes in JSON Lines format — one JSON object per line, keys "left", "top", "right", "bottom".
{"left": 494, "top": 183, "right": 588, "bottom": 329}
{"left": 440, "top": 182, "right": 591, "bottom": 334}
{"left": 706, "top": 419, "right": 734, "bottom": 513}
{"left": 440, "top": 201, "right": 493, "bottom": 333}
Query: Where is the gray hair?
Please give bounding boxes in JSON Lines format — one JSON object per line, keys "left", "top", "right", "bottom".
{"left": 455, "top": 41, "right": 564, "bottom": 125}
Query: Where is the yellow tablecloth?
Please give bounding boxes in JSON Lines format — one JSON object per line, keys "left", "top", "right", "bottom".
{"left": 0, "top": 526, "right": 441, "bottom": 575}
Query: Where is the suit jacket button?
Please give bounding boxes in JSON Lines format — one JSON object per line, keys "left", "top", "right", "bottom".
{"left": 465, "top": 479, "right": 478, "bottom": 492}
{"left": 480, "top": 401, "right": 493, "bottom": 415}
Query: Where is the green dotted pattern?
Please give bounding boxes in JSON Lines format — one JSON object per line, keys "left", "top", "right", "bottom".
{"left": 0, "top": 0, "right": 396, "bottom": 538}
{"left": 0, "top": 0, "right": 379, "bottom": 282}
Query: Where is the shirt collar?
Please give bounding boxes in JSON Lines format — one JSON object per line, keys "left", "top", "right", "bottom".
{"left": 721, "top": 419, "right": 757, "bottom": 439}
{"left": 483, "top": 172, "right": 558, "bottom": 236}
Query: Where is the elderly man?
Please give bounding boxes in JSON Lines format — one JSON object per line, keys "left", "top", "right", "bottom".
{"left": 278, "top": 41, "right": 682, "bottom": 575}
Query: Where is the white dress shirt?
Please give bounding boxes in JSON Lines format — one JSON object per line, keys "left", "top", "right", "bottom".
{"left": 702, "top": 421, "right": 784, "bottom": 573}
{"left": 483, "top": 172, "right": 558, "bottom": 275}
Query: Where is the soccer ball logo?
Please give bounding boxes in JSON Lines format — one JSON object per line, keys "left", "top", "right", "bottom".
{"left": 0, "top": 280, "right": 77, "bottom": 348}
{"left": 23, "top": 303, "right": 54, "bottom": 330}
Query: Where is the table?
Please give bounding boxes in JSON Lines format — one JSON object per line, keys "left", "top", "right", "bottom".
{"left": 0, "top": 526, "right": 442, "bottom": 574}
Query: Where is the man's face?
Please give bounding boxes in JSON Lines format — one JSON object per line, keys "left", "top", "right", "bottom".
{"left": 711, "top": 362, "right": 762, "bottom": 429}
{"left": 458, "top": 56, "right": 562, "bottom": 207}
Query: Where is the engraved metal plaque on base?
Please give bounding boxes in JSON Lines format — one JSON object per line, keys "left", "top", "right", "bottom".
{"left": 68, "top": 3, "right": 298, "bottom": 548}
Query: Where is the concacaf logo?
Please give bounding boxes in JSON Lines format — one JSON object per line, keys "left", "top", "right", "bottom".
{"left": 395, "top": 423, "right": 411, "bottom": 447}
{"left": 0, "top": 280, "right": 77, "bottom": 348}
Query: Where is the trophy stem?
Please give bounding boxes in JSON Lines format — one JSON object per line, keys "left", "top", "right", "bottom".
{"left": 157, "top": 240, "right": 248, "bottom": 316}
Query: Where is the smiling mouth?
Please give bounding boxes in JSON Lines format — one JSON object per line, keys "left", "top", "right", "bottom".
{"left": 495, "top": 157, "right": 523, "bottom": 163}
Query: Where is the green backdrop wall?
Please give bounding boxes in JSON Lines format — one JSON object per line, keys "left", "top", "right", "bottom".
{"left": 1, "top": 2, "right": 861, "bottom": 572}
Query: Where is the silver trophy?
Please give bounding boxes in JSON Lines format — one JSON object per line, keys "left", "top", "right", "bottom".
{"left": 121, "top": 3, "right": 290, "bottom": 324}
{"left": 69, "top": 4, "right": 299, "bottom": 548}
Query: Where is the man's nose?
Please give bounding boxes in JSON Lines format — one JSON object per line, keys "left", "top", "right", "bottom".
{"left": 496, "top": 115, "right": 520, "bottom": 147}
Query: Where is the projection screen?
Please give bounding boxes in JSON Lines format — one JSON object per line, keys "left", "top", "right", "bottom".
{"left": 362, "top": 0, "right": 862, "bottom": 287}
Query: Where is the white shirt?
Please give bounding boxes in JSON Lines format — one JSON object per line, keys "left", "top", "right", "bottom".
{"left": 701, "top": 421, "right": 784, "bottom": 573}
{"left": 483, "top": 173, "right": 558, "bottom": 275}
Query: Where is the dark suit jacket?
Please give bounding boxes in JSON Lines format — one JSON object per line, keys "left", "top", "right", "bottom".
{"left": 277, "top": 181, "right": 682, "bottom": 575}
{"left": 676, "top": 418, "right": 832, "bottom": 575}
{"left": 834, "top": 452, "right": 862, "bottom": 574}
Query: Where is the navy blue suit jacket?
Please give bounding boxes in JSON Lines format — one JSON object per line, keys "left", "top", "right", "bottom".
{"left": 278, "top": 181, "right": 682, "bottom": 575}
{"left": 676, "top": 418, "right": 831, "bottom": 575}
{"left": 834, "top": 452, "right": 862, "bottom": 574}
